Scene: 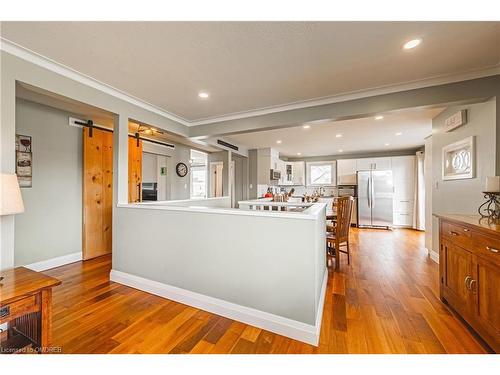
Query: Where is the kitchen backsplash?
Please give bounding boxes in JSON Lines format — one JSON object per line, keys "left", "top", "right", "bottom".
{"left": 257, "top": 184, "right": 337, "bottom": 197}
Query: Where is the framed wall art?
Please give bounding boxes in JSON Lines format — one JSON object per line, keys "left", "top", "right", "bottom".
{"left": 442, "top": 136, "right": 475, "bottom": 181}
{"left": 16, "top": 134, "right": 32, "bottom": 152}
{"left": 16, "top": 134, "right": 33, "bottom": 187}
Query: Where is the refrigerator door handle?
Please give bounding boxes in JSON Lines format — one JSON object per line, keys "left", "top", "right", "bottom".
{"left": 367, "top": 175, "right": 371, "bottom": 208}
{"left": 371, "top": 174, "right": 375, "bottom": 209}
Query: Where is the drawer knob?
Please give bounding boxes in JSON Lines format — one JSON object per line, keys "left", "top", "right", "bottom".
{"left": 463, "top": 228, "right": 469, "bottom": 232}
{"left": 449, "top": 231, "right": 458, "bottom": 236}
{"left": 486, "top": 246, "right": 499, "bottom": 253}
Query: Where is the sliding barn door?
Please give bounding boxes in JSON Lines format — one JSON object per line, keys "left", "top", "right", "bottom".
{"left": 83, "top": 128, "right": 113, "bottom": 260}
{"left": 128, "top": 137, "right": 143, "bottom": 203}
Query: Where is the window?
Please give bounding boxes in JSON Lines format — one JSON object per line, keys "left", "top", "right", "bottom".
{"left": 306, "top": 162, "right": 336, "bottom": 186}
{"left": 190, "top": 150, "right": 208, "bottom": 198}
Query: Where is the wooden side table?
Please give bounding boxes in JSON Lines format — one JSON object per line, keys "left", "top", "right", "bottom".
{"left": 0, "top": 267, "right": 61, "bottom": 354}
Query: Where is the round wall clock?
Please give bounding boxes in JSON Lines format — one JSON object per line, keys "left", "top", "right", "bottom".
{"left": 176, "top": 162, "right": 188, "bottom": 177}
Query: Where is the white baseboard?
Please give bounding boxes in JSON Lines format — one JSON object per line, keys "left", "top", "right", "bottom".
{"left": 428, "top": 249, "right": 439, "bottom": 264}
{"left": 110, "top": 269, "right": 328, "bottom": 346}
{"left": 24, "top": 251, "right": 82, "bottom": 272}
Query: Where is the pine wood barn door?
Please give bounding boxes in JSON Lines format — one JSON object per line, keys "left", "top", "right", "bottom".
{"left": 128, "top": 137, "right": 143, "bottom": 203}
{"left": 83, "top": 128, "right": 113, "bottom": 260}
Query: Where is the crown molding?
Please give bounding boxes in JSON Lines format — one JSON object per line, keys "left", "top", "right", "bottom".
{"left": 3, "top": 37, "right": 499, "bottom": 129}
{"left": 188, "top": 64, "right": 500, "bottom": 126}
{"left": 0, "top": 38, "right": 191, "bottom": 126}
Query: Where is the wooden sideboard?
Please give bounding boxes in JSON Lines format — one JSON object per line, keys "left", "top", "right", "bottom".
{"left": 0, "top": 267, "right": 61, "bottom": 354}
{"left": 436, "top": 214, "right": 499, "bottom": 352}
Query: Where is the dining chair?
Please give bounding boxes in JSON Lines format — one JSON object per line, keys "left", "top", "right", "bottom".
{"left": 326, "top": 196, "right": 354, "bottom": 269}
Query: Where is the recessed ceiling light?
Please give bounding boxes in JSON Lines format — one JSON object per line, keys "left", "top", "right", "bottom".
{"left": 395, "top": 132, "right": 403, "bottom": 136}
{"left": 385, "top": 143, "right": 390, "bottom": 146}
{"left": 335, "top": 134, "right": 343, "bottom": 138}
{"left": 302, "top": 125, "right": 311, "bottom": 129}
{"left": 375, "top": 115, "right": 384, "bottom": 120}
{"left": 403, "top": 38, "right": 422, "bottom": 50}
{"left": 198, "top": 92, "right": 209, "bottom": 99}
{"left": 297, "top": 152, "right": 302, "bottom": 156}
{"left": 276, "top": 140, "right": 282, "bottom": 144}
{"left": 338, "top": 149, "right": 343, "bottom": 153}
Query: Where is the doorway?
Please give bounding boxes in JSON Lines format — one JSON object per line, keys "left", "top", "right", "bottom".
{"left": 210, "top": 161, "right": 224, "bottom": 197}
{"left": 142, "top": 151, "right": 169, "bottom": 201}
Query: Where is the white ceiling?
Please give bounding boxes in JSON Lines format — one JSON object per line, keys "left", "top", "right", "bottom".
{"left": 2, "top": 22, "right": 499, "bottom": 122}
{"left": 226, "top": 107, "right": 445, "bottom": 158}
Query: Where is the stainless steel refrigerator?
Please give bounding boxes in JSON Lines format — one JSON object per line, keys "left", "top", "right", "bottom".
{"left": 357, "top": 170, "right": 393, "bottom": 228}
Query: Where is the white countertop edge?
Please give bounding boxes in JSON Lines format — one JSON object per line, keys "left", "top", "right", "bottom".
{"left": 116, "top": 201, "right": 327, "bottom": 220}
{"left": 138, "top": 196, "right": 230, "bottom": 206}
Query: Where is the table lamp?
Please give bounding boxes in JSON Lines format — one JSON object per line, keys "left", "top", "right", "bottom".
{"left": 1, "top": 173, "right": 25, "bottom": 282}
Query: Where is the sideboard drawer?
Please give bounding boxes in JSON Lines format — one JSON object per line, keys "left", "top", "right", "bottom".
{"left": 472, "top": 232, "right": 500, "bottom": 265}
{"left": 442, "top": 221, "right": 472, "bottom": 248}
{"left": 0, "top": 295, "right": 39, "bottom": 324}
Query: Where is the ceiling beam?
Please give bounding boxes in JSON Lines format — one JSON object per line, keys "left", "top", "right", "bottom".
{"left": 188, "top": 74, "right": 500, "bottom": 139}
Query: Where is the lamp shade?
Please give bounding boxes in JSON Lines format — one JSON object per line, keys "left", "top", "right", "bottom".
{"left": 1, "top": 173, "right": 25, "bottom": 215}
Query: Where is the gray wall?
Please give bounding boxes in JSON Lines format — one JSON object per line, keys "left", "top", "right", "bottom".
{"left": 168, "top": 145, "right": 191, "bottom": 200}
{"left": 430, "top": 99, "right": 497, "bottom": 253}
{"left": 114, "top": 205, "right": 326, "bottom": 325}
{"left": 14, "top": 99, "right": 83, "bottom": 266}
{"left": 14, "top": 99, "right": 194, "bottom": 266}
{"left": 1, "top": 50, "right": 191, "bottom": 269}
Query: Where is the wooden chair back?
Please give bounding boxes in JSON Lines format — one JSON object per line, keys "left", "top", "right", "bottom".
{"left": 335, "top": 196, "right": 354, "bottom": 243}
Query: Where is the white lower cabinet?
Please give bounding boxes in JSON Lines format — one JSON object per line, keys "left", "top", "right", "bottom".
{"left": 394, "top": 212, "right": 413, "bottom": 227}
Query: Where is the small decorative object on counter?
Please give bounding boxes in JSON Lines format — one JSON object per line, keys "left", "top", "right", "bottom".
{"left": 485, "top": 176, "right": 500, "bottom": 192}
{"left": 478, "top": 191, "right": 500, "bottom": 220}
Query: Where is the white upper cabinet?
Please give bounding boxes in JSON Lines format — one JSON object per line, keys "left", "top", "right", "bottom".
{"left": 337, "top": 159, "right": 357, "bottom": 185}
{"left": 355, "top": 158, "right": 373, "bottom": 171}
{"left": 372, "top": 157, "right": 392, "bottom": 170}
{"left": 356, "top": 157, "right": 392, "bottom": 171}
{"left": 292, "top": 161, "right": 305, "bottom": 185}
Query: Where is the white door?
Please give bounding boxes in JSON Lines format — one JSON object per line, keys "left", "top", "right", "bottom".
{"left": 230, "top": 160, "right": 235, "bottom": 207}
{"left": 210, "top": 162, "right": 224, "bottom": 198}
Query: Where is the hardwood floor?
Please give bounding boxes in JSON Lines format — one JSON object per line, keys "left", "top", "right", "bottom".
{"left": 43, "top": 228, "right": 490, "bottom": 354}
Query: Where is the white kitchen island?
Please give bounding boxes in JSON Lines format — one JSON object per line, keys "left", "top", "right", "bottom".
{"left": 111, "top": 197, "right": 327, "bottom": 345}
